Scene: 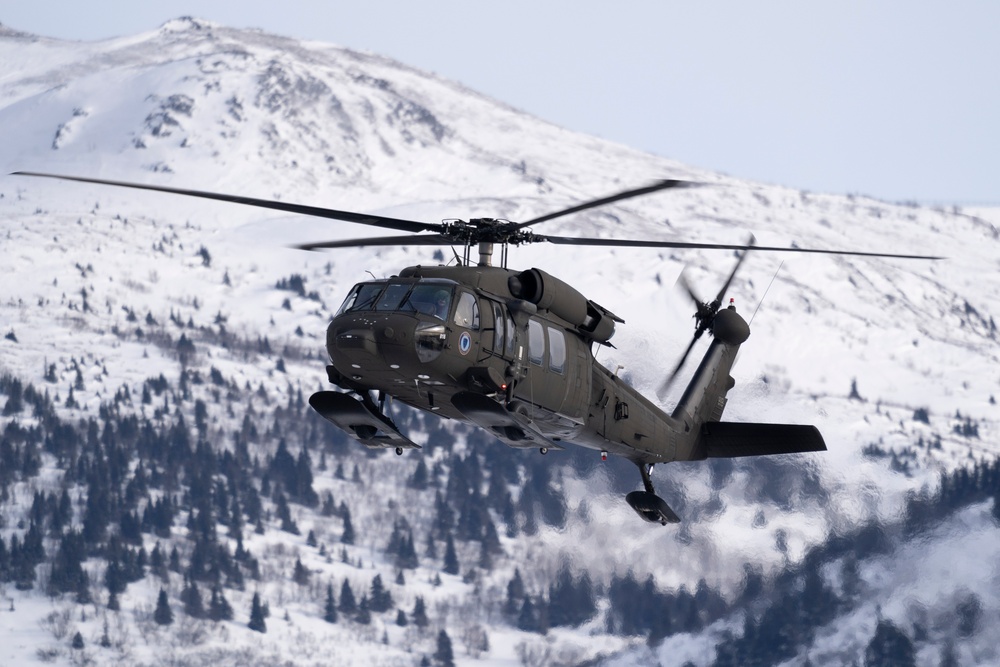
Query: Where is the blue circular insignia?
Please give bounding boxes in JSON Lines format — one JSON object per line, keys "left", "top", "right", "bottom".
{"left": 459, "top": 332, "right": 472, "bottom": 355}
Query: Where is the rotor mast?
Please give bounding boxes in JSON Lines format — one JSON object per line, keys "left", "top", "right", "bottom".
{"left": 478, "top": 241, "right": 494, "bottom": 267}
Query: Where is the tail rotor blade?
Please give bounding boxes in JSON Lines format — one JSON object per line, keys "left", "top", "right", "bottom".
{"left": 713, "top": 235, "right": 755, "bottom": 307}
{"left": 675, "top": 271, "right": 702, "bottom": 307}
{"left": 658, "top": 330, "right": 704, "bottom": 398}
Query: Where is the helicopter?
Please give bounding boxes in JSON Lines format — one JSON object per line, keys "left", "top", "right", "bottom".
{"left": 14, "top": 171, "right": 941, "bottom": 524}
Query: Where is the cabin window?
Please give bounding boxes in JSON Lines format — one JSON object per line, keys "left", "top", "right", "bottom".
{"left": 492, "top": 303, "right": 505, "bottom": 353}
{"left": 547, "top": 327, "right": 566, "bottom": 374}
{"left": 454, "top": 292, "right": 480, "bottom": 329}
{"left": 528, "top": 319, "right": 545, "bottom": 365}
{"left": 506, "top": 313, "right": 516, "bottom": 356}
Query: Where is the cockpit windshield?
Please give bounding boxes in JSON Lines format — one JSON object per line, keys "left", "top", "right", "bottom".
{"left": 336, "top": 281, "right": 454, "bottom": 320}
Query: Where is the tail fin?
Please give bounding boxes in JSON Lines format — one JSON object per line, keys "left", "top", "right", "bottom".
{"left": 694, "top": 422, "right": 827, "bottom": 460}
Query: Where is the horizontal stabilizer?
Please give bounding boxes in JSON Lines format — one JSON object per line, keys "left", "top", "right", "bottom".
{"left": 697, "top": 422, "right": 826, "bottom": 459}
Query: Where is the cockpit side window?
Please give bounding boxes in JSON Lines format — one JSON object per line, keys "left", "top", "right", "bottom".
{"left": 492, "top": 303, "right": 505, "bottom": 353}
{"left": 454, "top": 292, "right": 480, "bottom": 329}
{"left": 506, "top": 312, "right": 516, "bottom": 356}
{"left": 338, "top": 283, "right": 385, "bottom": 314}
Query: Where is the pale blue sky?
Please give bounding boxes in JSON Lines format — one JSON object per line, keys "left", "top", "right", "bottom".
{"left": 2, "top": 1, "right": 997, "bottom": 204}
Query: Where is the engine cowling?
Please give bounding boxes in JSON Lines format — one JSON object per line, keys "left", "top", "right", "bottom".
{"left": 508, "top": 268, "right": 617, "bottom": 343}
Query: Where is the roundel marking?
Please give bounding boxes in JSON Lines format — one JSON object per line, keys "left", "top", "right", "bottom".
{"left": 459, "top": 331, "right": 472, "bottom": 355}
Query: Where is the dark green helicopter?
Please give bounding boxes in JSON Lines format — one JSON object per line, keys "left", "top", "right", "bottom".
{"left": 15, "top": 172, "right": 941, "bottom": 524}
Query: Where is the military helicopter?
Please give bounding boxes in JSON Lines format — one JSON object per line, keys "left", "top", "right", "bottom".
{"left": 15, "top": 172, "right": 941, "bottom": 524}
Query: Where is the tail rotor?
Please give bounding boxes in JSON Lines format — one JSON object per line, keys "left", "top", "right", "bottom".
{"left": 658, "top": 236, "right": 755, "bottom": 398}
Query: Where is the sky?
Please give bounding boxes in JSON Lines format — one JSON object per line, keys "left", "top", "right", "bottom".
{"left": 2, "top": 1, "right": 997, "bottom": 205}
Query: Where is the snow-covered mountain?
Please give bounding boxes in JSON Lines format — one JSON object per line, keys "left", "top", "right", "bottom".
{"left": 1, "top": 17, "right": 999, "bottom": 667}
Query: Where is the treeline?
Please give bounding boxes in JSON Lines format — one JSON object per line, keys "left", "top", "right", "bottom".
{"left": 706, "top": 454, "right": 1000, "bottom": 666}
{"left": 0, "top": 368, "right": 604, "bottom": 643}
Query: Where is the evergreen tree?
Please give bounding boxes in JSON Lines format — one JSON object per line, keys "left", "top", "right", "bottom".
{"left": 208, "top": 586, "right": 234, "bottom": 621}
{"left": 864, "top": 620, "right": 915, "bottom": 667}
{"left": 99, "top": 621, "right": 111, "bottom": 648}
{"left": 442, "top": 533, "right": 459, "bottom": 575}
{"left": 517, "top": 596, "right": 542, "bottom": 633}
{"left": 503, "top": 569, "right": 525, "bottom": 617}
{"left": 369, "top": 574, "right": 393, "bottom": 612}
{"left": 395, "top": 609, "right": 408, "bottom": 627}
{"left": 356, "top": 595, "right": 372, "bottom": 624}
{"left": 248, "top": 592, "right": 267, "bottom": 633}
{"left": 408, "top": 458, "right": 429, "bottom": 490}
{"left": 548, "top": 566, "right": 597, "bottom": 627}
{"left": 48, "top": 530, "right": 88, "bottom": 596}
{"left": 293, "top": 558, "right": 310, "bottom": 586}
{"left": 275, "top": 492, "right": 299, "bottom": 535}
{"left": 323, "top": 583, "right": 338, "bottom": 623}
{"left": 341, "top": 506, "right": 355, "bottom": 545}
{"left": 424, "top": 531, "right": 438, "bottom": 560}
{"left": 339, "top": 579, "right": 357, "bottom": 614}
{"left": 412, "top": 596, "right": 429, "bottom": 629}
{"left": 939, "top": 642, "right": 959, "bottom": 667}
{"left": 434, "top": 629, "right": 455, "bottom": 667}
{"left": 294, "top": 448, "right": 319, "bottom": 507}
{"left": 153, "top": 588, "right": 174, "bottom": 626}
{"left": 181, "top": 578, "right": 205, "bottom": 618}
{"left": 71, "top": 631, "right": 84, "bottom": 650}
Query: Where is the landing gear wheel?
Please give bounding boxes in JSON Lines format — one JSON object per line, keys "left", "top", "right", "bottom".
{"left": 539, "top": 447, "right": 548, "bottom": 455}
{"left": 395, "top": 447, "right": 403, "bottom": 456}
{"left": 625, "top": 491, "right": 680, "bottom": 525}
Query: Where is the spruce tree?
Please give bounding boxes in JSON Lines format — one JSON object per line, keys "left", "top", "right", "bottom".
{"left": 293, "top": 558, "right": 310, "bottom": 586}
{"left": 412, "top": 596, "right": 429, "bottom": 629}
{"left": 181, "top": 579, "right": 205, "bottom": 618}
{"left": 356, "top": 595, "right": 372, "bottom": 625}
{"left": 517, "top": 596, "right": 540, "bottom": 633}
{"left": 323, "top": 583, "right": 338, "bottom": 623}
{"left": 153, "top": 588, "right": 174, "bottom": 626}
{"left": 341, "top": 506, "right": 355, "bottom": 545}
{"left": 864, "top": 620, "right": 915, "bottom": 667}
{"left": 339, "top": 579, "right": 357, "bottom": 614}
{"left": 442, "top": 533, "right": 459, "bottom": 575}
{"left": 504, "top": 569, "right": 525, "bottom": 617}
{"left": 248, "top": 592, "right": 267, "bottom": 633}
{"left": 369, "top": 574, "right": 392, "bottom": 612}
{"left": 99, "top": 621, "right": 111, "bottom": 648}
{"left": 208, "top": 586, "right": 234, "bottom": 621}
{"left": 434, "top": 629, "right": 455, "bottom": 667}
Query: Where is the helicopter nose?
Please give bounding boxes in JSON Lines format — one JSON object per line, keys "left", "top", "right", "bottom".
{"left": 327, "top": 314, "right": 420, "bottom": 372}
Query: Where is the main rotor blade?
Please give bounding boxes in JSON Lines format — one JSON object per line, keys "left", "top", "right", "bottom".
{"left": 537, "top": 234, "right": 944, "bottom": 260}
{"left": 514, "top": 179, "right": 698, "bottom": 230}
{"left": 295, "top": 234, "right": 452, "bottom": 251}
{"left": 12, "top": 171, "right": 442, "bottom": 235}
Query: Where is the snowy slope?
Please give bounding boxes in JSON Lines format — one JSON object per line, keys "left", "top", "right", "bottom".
{"left": 2, "top": 17, "right": 999, "bottom": 666}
